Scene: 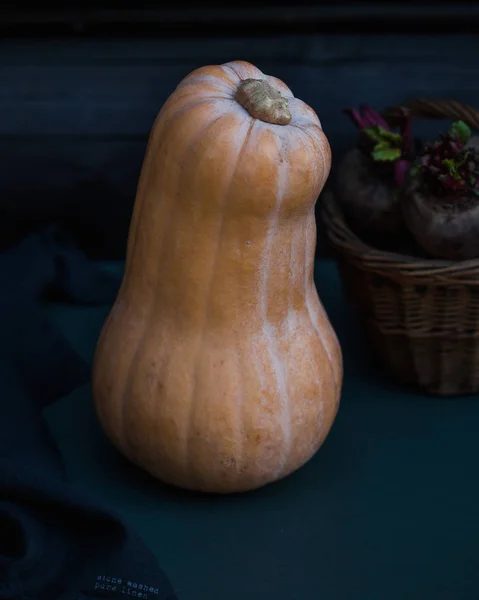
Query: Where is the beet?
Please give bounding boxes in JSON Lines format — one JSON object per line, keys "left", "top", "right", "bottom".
{"left": 402, "top": 188, "right": 479, "bottom": 260}
{"left": 403, "top": 120, "right": 479, "bottom": 260}
{"left": 337, "top": 105, "right": 414, "bottom": 248}
{"left": 337, "top": 148, "right": 406, "bottom": 246}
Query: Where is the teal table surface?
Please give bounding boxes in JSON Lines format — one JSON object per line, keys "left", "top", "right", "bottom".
{"left": 44, "top": 260, "right": 479, "bottom": 600}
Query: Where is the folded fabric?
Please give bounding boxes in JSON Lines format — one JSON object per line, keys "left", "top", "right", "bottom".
{"left": 0, "top": 225, "right": 178, "bottom": 600}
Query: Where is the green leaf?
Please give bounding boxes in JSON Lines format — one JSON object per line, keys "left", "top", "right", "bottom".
{"left": 442, "top": 152, "right": 469, "bottom": 180}
{"left": 363, "top": 125, "right": 402, "bottom": 145}
{"left": 363, "top": 125, "right": 385, "bottom": 142}
{"left": 450, "top": 120, "right": 471, "bottom": 145}
{"left": 379, "top": 129, "right": 402, "bottom": 144}
{"left": 371, "top": 143, "right": 402, "bottom": 162}
{"left": 442, "top": 158, "right": 461, "bottom": 180}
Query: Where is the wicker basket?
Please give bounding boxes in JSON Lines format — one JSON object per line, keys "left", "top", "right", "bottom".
{"left": 322, "top": 98, "right": 479, "bottom": 396}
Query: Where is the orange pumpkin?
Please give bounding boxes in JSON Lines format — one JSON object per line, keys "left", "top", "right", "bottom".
{"left": 92, "top": 60, "right": 342, "bottom": 494}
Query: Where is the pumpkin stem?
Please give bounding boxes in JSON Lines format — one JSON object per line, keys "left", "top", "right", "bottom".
{"left": 235, "top": 78, "right": 292, "bottom": 126}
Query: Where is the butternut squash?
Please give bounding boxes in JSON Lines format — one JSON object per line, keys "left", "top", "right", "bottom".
{"left": 92, "top": 60, "right": 342, "bottom": 494}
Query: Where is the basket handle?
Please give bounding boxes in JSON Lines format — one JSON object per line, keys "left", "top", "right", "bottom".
{"left": 382, "top": 98, "right": 479, "bottom": 129}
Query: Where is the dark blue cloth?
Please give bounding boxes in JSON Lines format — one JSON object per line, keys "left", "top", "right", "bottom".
{"left": 0, "top": 225, "right": 178, "bottom": 600}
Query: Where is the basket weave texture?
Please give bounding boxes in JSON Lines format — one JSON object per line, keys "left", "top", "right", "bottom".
{"left": 322, "top": 98, "right": 479, "bottom": 396}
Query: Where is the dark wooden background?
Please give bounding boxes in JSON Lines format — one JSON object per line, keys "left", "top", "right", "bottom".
{"left": 1, "top": 4, "right": 479, "bottom": 258}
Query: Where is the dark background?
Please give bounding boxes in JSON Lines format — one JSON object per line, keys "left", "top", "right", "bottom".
{"left": 1, "top": 2, "right": 479, "bottom": 258}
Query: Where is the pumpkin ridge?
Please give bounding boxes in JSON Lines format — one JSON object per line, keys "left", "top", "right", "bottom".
{"left": 178, "top": 65, "right": 239, "bottom": 94}
{"left": 290, "top": 123, "right": 330, "bottom": 189}
{"left": 287, "top": 97, "right": 321, "bottom": 125}
{"left": 258, "top": 133, "right": 292, "bottom": 475}
{"left": 121, "top": 111, "right": 229, "bottom": 463}
{"left": 124, "top": 97, "right": 227, "bottom": 283}
{"left": 170, "top": 88, "right": 233, "bottom": 103}
{"left": 124, "top": 98, "right": 204, "bottom": 287}
{"left": 185, "top": 117, "right": 256, "bottom": 486}
{"left": 220, "top": 62, "right": 260, "bottom": 84}
{"left": 122, "top": 98, "right": 222, "bottom": 306}
{"left": 264, "top": 74, "right": 294, "bottom": 99}
{"left": 220, "top": 63, "right": 242, "bottom": 84}
{"left": 176, "top": 77, "right": 235, "bottom": 98}
{"left": 233, "top": 324, "right": 247, "bottom": 480}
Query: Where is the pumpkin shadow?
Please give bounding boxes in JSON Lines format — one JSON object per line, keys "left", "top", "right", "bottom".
{"left": 108, "top": 445, "right": 292, "bottom": 505}
{"left": 98, "top": 407, "right": 363, "bottom": 509}
{"left": 101, "top": 437, "right": 246, "bottom": 506}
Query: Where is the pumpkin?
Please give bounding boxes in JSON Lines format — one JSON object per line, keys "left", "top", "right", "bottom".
{"left": 92, "top": 60, "right": 343, "bottom": 494}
